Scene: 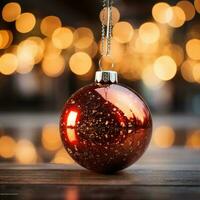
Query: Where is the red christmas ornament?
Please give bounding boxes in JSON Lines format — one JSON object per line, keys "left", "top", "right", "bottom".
{"left": 60, "top": 71, "right": 152, "bottom": 173}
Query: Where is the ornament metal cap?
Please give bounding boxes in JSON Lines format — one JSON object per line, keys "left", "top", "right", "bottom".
{"left": 95, "top": 71, "right": 118, "bottom": 84}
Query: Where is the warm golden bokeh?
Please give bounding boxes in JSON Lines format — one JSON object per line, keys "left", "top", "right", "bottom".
{"left": 76, "top": 41, "right": 98, "bottom": 58}
{"left": 186, "top": 39, "right": 200, "bottom": 60}
{"left": 42, "top": 55, "right": 65, "bottom": 77}
{"left": 16, "top": 40, "right": 38, "bottom": 74}
{"left": 139, "top": 22, "right": 160, "bottom": 44}
{"left": 100, "top": 38, "right": 124, "bottom": 63}
{"left": 43, "top": 38, "right": 61, "bottom": 58}
{"left": 2, "top": 2, "right": 21, "bottom": 22}
{"left": 113, "top": 21, "right": 134, "bottom": 43}
{"left": 15, "top": 139, "right": 37, "bottom": 164}
{"left": 186, "top": 131, "right": 200, "bottom": 149}
{"left": 181, "top": 59, "right": 196, "bottom": 82}
{"left": 0, "top": 136, "right": 16, "bottom": 158}
{"left": 52, "top": 148, "right": 74, "bottom": 164}
{"left": 74, "top": 27, "right": 94, "bottom": 49}
{"left": 162, "top": 44, "right": 184, "bottom": 66}
{"left": 52, "top": 27, "right": 73, "bottom": 49}
{"left": 152, "top": 2, "right": 173, "bottom": 24}
{"left": 177, "top": 1, "right": 195, "bottom": 21}
{"left": 193, "top": 63, "right": 200, "bottom": 83}
{"left": 100, "top": 6, "right": 120, "bottom": 25}
{"left": 142, "top": 65, "right": 164, "bottom": 89}
{"left": 15, "top": 12, "right": 36, "bottom": 33}
{"left": 154, "top": 56, "right": 177, "bottom": 81}
{"left": 40, "top": 16, "right": 62, "bottom": 37}
{"left": 0, "top": 53, "right": 18, "bottom": 75}
{"left": 27, "top": 37, "right": 45, "bottom": 64}
{"left": 194, "top": 0, "right": 200, "bottom": 14}
{"left": 153, "top": 126, "right": 175, "bottom": 148}
{"left": 69, "top": 52, "right": 92, "bottom": 75}
{"left": 42, "top": 124, "right": 62, "bottom": 151}
{"left": 168, "top": 6, "right": 186, "bottom": 28}
{"left": 0, "top": 30, "right": 13, "bottom": 49}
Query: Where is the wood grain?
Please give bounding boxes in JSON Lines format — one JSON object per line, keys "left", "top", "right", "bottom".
{"left": 0, "top": 148, "right": 199, "bottom": 199}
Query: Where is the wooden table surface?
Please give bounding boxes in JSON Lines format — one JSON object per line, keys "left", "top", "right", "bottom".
{"left": 0, "top": 148, "right": 199, "bottom": 200}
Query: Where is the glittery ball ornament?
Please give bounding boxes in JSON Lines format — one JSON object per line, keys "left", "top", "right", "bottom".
{"left": 60, "top": 71, "right": 152, "bottom": 173}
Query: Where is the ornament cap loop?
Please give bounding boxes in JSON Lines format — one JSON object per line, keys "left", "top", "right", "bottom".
{"left": 95, "top": 70, "right": 118, "bottom": 84}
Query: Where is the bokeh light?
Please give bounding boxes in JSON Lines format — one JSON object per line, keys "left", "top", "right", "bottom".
{"left": 194, "top": 0, "right": 200, "bottom": 14}
{"left": 113, "top": 21, "right": 134, "bottom": 43}
{"left": 52, "top": 27, "right": 73, "bottom": 49}
{"left": 100, "top": 6, "right": 120, "bottom": 25}
{"left": 40, "top": 16, "right": 62, "bottom": 37}
{"left": 154, "top": 56, "right": 177, "bottom": 81}
{"left": 15, "top": 12, "right": 36, "bottom": 33}
{"left": 69, "top": 52, "right": 92, "bottom": 75}
{"left": 2, "top": 2, "right": 21, "bottom": 22}
{"left": 15, "top": 139, "right": 37, "bottom": 164}
{"left": 193, "top": 63, "right": 200, "bottom": 83}
{"left": 100, "top": 38, "right": 124, "bottom": 63}
{"left": 0, "top": 136, "right": 16, "bottom": 158}
{"left": 181, "top": 59, "right": 196, "bottom": 82}
{"left": 168, "top": 6, "right": 186, "bottom": 28}
{"left": 177, "top": 1, "right": 195, "bottom": 21}
{"left": 0, "top": 30, "right": 13, "bottom": 49}
{"left": 52, "top": 148, "right": 74, "bottom": 164}
{"left": 186, "top": 39, "right": 200, "bottom": 60}
{"left": 42, "top": 124, "right": 62, "bottom": 151}
{"left": 153, "top": 126, "right": 175, "bottom": 148}
{"left": 42, "top": 55, "right": 65, "bottom": 78}
{"left": 78, "top": 41, "right": 98, "bottom": 58}
{"left": 43, "top": 38, "right": 61, "bottom": 58}
{"left": 162, "top": 44, "right": 184, "bottom": 66}
{"left": 142, "top": 65, "right": 164, "bottom": 89}
{"left": 27, "top": 37, "right": 45, "bottom": 64}
{"left": 152, "top": 2, "right": 173, "bottom": 24}
{"left": 186, "top": 131, "right": 200, "bottom": 149}
{"left": 16, "top": 40, "right": 37, "bottom": 74}
{"left": 74, "top": 27, "right": 94, "bottom": 49}
{"left": 139, "top": 22, "right": 160, "bottom": 44}
{"left": 0, "top": 53, "right": 18, "bottom": 75}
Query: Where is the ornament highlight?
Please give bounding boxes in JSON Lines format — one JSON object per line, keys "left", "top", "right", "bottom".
{"left": 60, "top": 71, "right": 152, "bottom": 173}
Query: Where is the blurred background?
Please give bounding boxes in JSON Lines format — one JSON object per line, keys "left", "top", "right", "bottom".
{"left": 0, "top": 0, "right": 200, "bottom": 165}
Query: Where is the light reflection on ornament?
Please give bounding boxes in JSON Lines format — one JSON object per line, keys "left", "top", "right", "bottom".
{"left": 60, "top": 83, "right": 152, "bottom": 173}
{"left": 67, "top": 111, "right": 78, "bottom": 126}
